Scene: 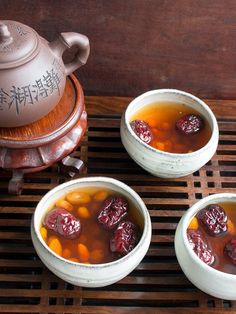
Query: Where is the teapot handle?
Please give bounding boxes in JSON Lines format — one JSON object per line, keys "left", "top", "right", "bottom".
{"left": 49, "top": 32, "right": 90, "bottom": 76}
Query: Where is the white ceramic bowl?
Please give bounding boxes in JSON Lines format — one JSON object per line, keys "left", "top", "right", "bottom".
{"left": 31, "top": 177, "right": 152, "bottom": 288}
{"left": 175, "top": 193, "right": 236, "bottom": 300}
{"left": 120, "top": 89, "right": 219, "bottom": 178}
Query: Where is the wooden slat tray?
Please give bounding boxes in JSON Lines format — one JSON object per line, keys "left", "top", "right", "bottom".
{"left": 0, "top": 96, "right": 236, "bottom": 313}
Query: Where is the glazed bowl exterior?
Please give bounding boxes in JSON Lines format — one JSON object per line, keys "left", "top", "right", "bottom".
{"left": 175, "top": 193, "right": 236, "bottom": 300}
{"left": 120, "top": 89, "right": 219, "bottom": 178}
{"left": 31, "top": 177, "right": 152, "bottom": 288}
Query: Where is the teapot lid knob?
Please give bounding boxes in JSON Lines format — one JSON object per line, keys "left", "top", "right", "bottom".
{"left": 0, "top": 23, "right": 13, "bottom": 44}
{"left": 0, "top": 20, "right": 39, "bottom": 69}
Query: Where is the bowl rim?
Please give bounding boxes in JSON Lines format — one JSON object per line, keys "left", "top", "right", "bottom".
{"left": 180, "top": 192, "right": 236, "bottom": 279}
{"left": 124, "top": 88, "right": 219, "bottom": 157}
{"left": 32, "top": 176, "right": 151, "bottom": 269}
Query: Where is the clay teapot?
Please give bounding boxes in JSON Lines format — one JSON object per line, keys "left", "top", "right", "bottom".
{"left": 0, "top": 20, "right": 90, "bottom": 127}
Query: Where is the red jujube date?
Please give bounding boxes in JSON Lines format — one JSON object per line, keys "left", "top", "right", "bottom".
{"left": 176, "top": 114, "right": 204, "bottom": 135}
{"left": 198, "top": 204, "right": 228, "bottom": 236}
{"left": 224, "top": 237, "right": 236, "bottom": 265}
{"left": 130, "top": 119, "right": 153, "bottom": 144}
{"left": 44, "top": 207, "right": 81, "bottom": 239}
{"left": 187, "top": 229, "right": 215, "bottom": 265}
{"left": 98, "top": 196, "right": 128, "bottom": 229}
{"left": 110, "top": 221, "right": 138, "bottom": 255}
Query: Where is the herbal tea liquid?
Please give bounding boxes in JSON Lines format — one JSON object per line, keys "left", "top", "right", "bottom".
{"left": 130, "top": 101, "right": 212, "bottom": 153}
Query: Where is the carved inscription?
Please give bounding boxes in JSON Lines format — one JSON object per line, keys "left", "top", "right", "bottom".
{"left": 0, "top": 65, "right": 61, "bottom": 114}
{"left": 16, "top": 25, "right": 29, "bottom": 36}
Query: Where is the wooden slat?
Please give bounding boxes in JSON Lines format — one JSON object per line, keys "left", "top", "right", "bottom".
{"left": 1, "top": 305, "right": 235, "bottom": 314}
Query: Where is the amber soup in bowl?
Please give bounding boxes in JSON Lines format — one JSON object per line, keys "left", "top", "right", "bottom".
{"left": 120, "top": 89, "right": 219, "bottom": 178}
{"left": 31, "top": 177, "right": 152, "bottom": 287}
{"left": 175, "top": 193, "right": 236, "bottom": 300}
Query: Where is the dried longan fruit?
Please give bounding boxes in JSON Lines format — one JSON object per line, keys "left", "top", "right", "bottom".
{"left": 90, "top": 249, "right": 104, "bottom": 263}
{"left": 77, "top": 243, "right": 90, "bottom": 262}
{"left": 188, "top": 217, "right": 199, "bottom": 230}
{"left": 55, "top": 199, "right": 73, "bottom": 212}
{"left": 49, "top": 238, "right": 62, "bottom": 256}
{"left": 66, "top": 191, "right": 91, "bottom": 205}
{"left": 40, "top": 226, "right": 47, "bottom": 241}
{"left": 77, "top": 206, "right": 90, "bottom": 219}
{"left": 227, "top": 219, "right": 235, "bottom": 234}
{"left": 94, "top": 190, "right": 109, "bottom": 202}
{"left": 62, "top": 248, "right": 72, "bottom": 259}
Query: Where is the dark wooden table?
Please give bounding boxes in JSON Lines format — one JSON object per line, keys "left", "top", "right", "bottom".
{"left": 0, "top": 96, "right": 236, "bottom": 313}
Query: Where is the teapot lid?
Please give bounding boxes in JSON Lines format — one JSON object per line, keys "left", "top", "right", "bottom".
{"left": 0, "top": 20, "right": 39, "bottom": 69}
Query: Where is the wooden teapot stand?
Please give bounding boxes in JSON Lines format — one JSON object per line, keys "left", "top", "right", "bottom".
{"left": 0, "top": 75, "right": 87, "bottom": 194}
